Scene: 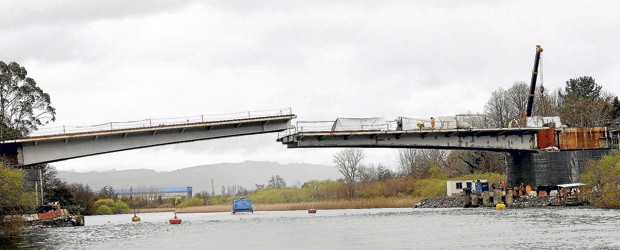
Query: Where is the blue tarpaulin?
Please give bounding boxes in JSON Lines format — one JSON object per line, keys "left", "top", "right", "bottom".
{"left": 232, "top": 198, "right": 253, "bottom": 214}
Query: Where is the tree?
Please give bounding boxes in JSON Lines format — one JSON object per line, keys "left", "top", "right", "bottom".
{"left": 333, "top": 149, "right": 365, "bottom": 198}
{"left": 581, "top": 150, "right": 620, "bottom": 208}
{"left": 484, "top": 81, "right": 557, "bottom": 128}
{"left": 398, "top": 149, "right": 448, "bottom": 178}
{"left": 333, "top": 149, "right": 364, "bottom": 183}
{"left": 97, "top": 186, "right": 118, "bottom": 200}
{"left": 376, "top": 164, "right": 395, "bottom": 180}
{"left": 0, "top": 163, "right": 36, "bottom": 238}
{"left": 358, "top": 164, "right": 378, "bottom": 183}
{"left": 68, "top": 183, "right": 96, "bottom": 215}
{"left": 558, "top": 76, "right": 614, "bottom": 127}
{"left": 445, "top": 150, "right": 506, "bottom": 176}
{"left": 268, "top": 175, "right": 287, "bottom": 188}
{"left": 0, "top": 61, "right": 56, "bottom": 139}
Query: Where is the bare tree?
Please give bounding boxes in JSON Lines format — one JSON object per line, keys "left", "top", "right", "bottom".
{"left": 398, "top": 149, "right": 448, "bottom": 178}
{"left": 445, "top": 150, "right": 506, "bottom": 176}
{"left": 333, "top": 149, "right": 364, "bottom": 198}
{"left": 358, "top": 164, "right": 378, "bottom": 183}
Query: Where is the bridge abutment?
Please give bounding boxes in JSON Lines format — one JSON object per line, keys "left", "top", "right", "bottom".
{"left": 505, "top": 149, "right": 611, "bottom": 187}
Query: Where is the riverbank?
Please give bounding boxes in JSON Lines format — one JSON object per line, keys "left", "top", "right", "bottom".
{"left": 131, "top": 197, "right": 421, "bottom": 214}
{"left": 413, "top": 195, "right": 572, "bottom": 208}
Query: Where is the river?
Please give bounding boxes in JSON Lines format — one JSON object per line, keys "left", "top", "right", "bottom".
{"left": 5, "top": 207, "right": 620, "bottom": 249}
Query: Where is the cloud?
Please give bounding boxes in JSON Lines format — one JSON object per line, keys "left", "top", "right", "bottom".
{"left": 2, "top": 1, "right": 619, "bottom": 171}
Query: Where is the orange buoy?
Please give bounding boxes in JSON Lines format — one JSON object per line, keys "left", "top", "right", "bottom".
{"left": 169, "top": 215, "right": 182, "bottom": 224}
{"left": 308, "top": 208, "right": 317, "bottom": 214}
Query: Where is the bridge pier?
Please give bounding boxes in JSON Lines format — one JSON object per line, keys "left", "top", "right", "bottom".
{"left": 505, "top": 149, "right": 611, "bottom": 187}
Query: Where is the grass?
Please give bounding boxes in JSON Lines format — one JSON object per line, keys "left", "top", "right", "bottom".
{"left": 174, "top": 197, "right": 420, "bottom": 213}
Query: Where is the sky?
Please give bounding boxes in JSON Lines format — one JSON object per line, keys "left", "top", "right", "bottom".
{"left": 1, "top": 1, "right": 619, "bottom": 172}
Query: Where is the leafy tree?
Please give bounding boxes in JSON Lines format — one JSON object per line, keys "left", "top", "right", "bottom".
{"left": 68, "top": 183, "right": 96, "bottom": 215}
{"left": 94, "top": 198, "right": 129, "bottom": 214}
{"left": 0, "top": 163, "right": 36, "bottom": 238}
{"left": 558, "top": 76, "right": 614, "bottom": 127}
{"left": 581, "top": 150, "right": 620, "bottom": 208}
{"left": 0, "top": 61, "right": 56, "bottom": 139}
{"left": 267, "top": 175, "right": 287, "bottom": 188}
{"left": 41, "top": 166, "right": 75, "bottom": 206}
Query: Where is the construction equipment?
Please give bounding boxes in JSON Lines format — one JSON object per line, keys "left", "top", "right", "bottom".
{"left": 521, "top": 45, "right": 544, "bottom": 126}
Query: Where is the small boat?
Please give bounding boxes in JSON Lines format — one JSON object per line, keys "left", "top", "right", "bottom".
{"left": 308, "top": 208, "right": 317, "bottom": 214}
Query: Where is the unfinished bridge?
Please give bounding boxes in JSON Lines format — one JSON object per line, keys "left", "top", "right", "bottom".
{"left": 278, "top": 116, "right": 620, "bottom": 187}
{"left": 0, "top": 108, "right": 295, "bottom": 166}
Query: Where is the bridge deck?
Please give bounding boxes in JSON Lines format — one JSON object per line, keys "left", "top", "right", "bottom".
{"left": 1, "top": 109, "right": 295, "bottom": 166}
{"left": 278, "top": 127, "right": 549, "bottom": 152}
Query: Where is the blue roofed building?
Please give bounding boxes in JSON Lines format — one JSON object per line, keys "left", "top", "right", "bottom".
{"left": 117, "top": 186, "right": 192, "bottom": 199}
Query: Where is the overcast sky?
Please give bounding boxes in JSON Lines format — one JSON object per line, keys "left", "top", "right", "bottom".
{"left": 1, "top": 1, "right": 619, "bottom": 172}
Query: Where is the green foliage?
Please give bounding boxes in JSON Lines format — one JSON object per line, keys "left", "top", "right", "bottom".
{"left": 96, "top": 205, "right": 112, "bottom": 215}
{"left": 250, "top": 187, "right": 315, "bottom": 204}
{"left": 357, "top": 182, "right": 392, "bottom": 198}
{"left": 206, "top": 195, "right": 234, "bottom": 205}
{"left": 581, "top": 150, "right": 620, "bottom": 208}
{"left": 94, "top": 199, "right": 129, "bottom": 214}
{"left": 428, "top": 165, "right": 446, "bottom": 179}
{"left": 0, "top": 61, "right": 56, "bottom": 137}
{"left": 0, "top": 164, "right": 36, "bottom": 218}
{"left": 178, "top": 197, "right": 205, "bottom": 208}
{"left": 411, "top": 178, "right": 446, "bottom": 198}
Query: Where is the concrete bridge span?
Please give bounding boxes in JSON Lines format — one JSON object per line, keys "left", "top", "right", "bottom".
{"left": 0, "top": 109, "right": 295, "bottom": 166}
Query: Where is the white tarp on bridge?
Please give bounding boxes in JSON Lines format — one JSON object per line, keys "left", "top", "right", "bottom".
{"left": 331, "top": 117, "right": 386, "bottom": 131}
{"left": 398, "top": 116, "right": 472, "bottom": 130}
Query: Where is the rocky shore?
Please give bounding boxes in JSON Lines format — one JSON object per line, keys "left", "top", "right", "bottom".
{"left": 413, "top": 195, "right": 561, "bottom": 208}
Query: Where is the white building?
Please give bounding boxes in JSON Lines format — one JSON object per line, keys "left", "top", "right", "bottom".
{"left": 446, "top": 179, "right": 488, "bottom": 196}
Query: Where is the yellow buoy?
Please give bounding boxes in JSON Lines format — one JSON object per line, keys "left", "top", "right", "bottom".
{"left": 496, "top": 203, "right": 506, "bottom": 210}
{"left": 132, "top": 215, "right": 141, "bottom": 222}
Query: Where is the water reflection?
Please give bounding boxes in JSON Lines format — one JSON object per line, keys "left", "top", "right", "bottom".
{"left": 5, "top": 208, "right": 620, "bottom": 249}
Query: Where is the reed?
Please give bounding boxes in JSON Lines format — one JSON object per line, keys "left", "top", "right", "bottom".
{"left": 174, "top": 197, "right": 420, "bottom": 213}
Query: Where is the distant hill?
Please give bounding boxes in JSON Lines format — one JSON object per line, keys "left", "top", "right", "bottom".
{"left": 57, "top": 161, "right": 341, "bottom": 194}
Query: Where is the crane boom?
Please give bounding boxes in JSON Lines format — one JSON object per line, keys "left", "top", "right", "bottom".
{"left": 525, "top": 45, "right": 543, "bottom": 117}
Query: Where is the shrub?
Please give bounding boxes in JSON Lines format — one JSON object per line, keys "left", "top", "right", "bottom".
{"left": 95, "top": 199, "right": 130, "bottom": 214}
{"left": 96, "top": 205, "right": 112, "bottom": 215}
{"left": 581, "top": 150, "right": 620, "bottom": 208}
{"left": 178, "top": 197, "right": 204, "bottom": 208}
{"left": 207, "top": 195, "right": 234, "bottom": 205}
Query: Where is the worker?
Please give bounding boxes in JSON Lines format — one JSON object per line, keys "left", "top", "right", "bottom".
{"left": 430, "top": 117, "right": 435, "bottom": 130}
{"left": 417, "top": 121, "right": 424, "bottom": 131}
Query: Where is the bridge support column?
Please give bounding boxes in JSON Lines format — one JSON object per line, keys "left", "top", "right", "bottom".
{"left": 505, "top": 149, "right": 611, "bottom": 187}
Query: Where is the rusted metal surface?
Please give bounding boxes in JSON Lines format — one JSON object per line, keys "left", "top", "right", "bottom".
{"left": 536, "top": 127, "right": 556, "bottom": 149}
{"left": 558, "top": 127, "right": 608, "bottom": 149}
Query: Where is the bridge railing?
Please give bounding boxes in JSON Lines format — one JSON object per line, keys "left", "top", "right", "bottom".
{"left": 10, "top": 108, "right": 292, "bottom": 138}
{"left": 278, "top": 120, "right": 399, "bottom": 137}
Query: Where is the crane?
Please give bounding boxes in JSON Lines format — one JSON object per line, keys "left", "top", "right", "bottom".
{"left": 520, "top": 45, "right": 544, "bottom": 126}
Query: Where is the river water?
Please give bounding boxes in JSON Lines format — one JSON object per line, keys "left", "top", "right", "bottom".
{"left": 6, "top": 207, "right": 620, "bottom": 249}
